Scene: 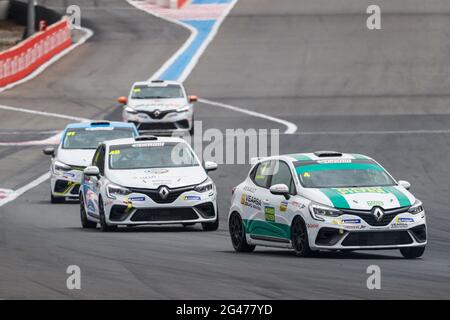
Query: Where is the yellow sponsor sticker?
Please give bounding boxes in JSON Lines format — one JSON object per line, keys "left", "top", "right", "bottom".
{"left": 303, "top": 172, "right": 311, "bottom": 178}
{"left": 66, "top": 132, "right": 76, "bottom": 136}
{"left": 265, "top": 206, "right": 275, "bottom": 222}
{"left": 109, "top": 150, "right": 121, "bottom": 155}
{"left": 279, "top": 201, "right": 288, "bottom": 212}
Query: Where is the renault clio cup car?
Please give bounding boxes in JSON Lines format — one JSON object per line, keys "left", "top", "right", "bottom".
{"left": 119, "top": 80, "right": 197, "bottom": 135}
{"left": 43, "top": 121, "right": 138, "bottom": 203}
{"left": 79, "top": 136, "right": 219, "bottom": 232}
{"left": 228, "top": 151, "right": 426, "bottom": 259}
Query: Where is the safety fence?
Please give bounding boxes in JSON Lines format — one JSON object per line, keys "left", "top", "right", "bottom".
{"left": 0, "top": 17, "right": 71, "bottom": 88}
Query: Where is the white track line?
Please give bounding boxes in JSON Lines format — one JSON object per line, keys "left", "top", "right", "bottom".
{"left": 199, "top": 98, "right": 298, "bottom": 134}
{"left": 0, "top": 172, "right": 51, "bottom": 207}
{"left": 0, "top": 104, "right": 90, "bottom": 122}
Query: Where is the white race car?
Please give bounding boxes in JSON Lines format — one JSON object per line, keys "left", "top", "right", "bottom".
{"left": 228, "top": 151, "right": 427, "bottom": 259}
{"left": 119, "top": 80, "right": 197, "bottom": 135}
{"left": 43, "top": 121, "right": 138, "bottom": 203}
{"left": 79, "top": 135, "right": 219, "bottom": 232}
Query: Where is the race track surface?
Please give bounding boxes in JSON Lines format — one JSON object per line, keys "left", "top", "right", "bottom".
{"left": 0, "top": 0, "right": 450, "bottom": 299}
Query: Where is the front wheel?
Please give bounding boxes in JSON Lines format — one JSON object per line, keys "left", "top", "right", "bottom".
{"left": 202, "top": 216, "right": 219, "bottom": 231}
{"left": 229, "top": 212, "right": 255, "bottom": 252}
{"left": 400, "top": 246, "right": 425, "bottom": 259}
{"left": 51, "top": 193, "right": 65, "bottom": 204}
{"left": 99, "top": 198, "right": 117, "bottom": 232}
{"left": 291, "top": 217, "right": 311, "bottom": 257}
{"left": 80, "top": 194, "right": 97, "bottom": 229}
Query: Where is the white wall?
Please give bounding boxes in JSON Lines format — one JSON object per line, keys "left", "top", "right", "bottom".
{"left": 0, "top": 0, "right": 9, "bottom": 20}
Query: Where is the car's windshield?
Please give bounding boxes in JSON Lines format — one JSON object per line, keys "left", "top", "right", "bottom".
{"left": 131, "top": 84, "right": 184, "bottom": 99}
{"left": 109, "top": 142, "right": 199, "bottom": 170}
{"left": 62, "top": 127, "right": 135, "bottom": 150}
{"left": 295, "top": 160, "right": 396, "bottom": 188}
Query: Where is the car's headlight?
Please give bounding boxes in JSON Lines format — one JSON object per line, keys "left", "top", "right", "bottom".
{"left": 309, "top": 203, "right": 342, "bottom": 221}
{"left": 106, "top": 183, "right": 131, "bottom": 199}
{"left": 177, "top": 105, "right": 191, "bottom": 113}
{"left": 194, "top": 178, "right": 214, "bottom": 193}
{"left": 124, "top": 106, "right": 138, "bottom": 114}
{"left": 408, "top": 200, "right": 424, "bottom": 215}
{"left": 53, "top": 160, "right": 71, "bottom": 174}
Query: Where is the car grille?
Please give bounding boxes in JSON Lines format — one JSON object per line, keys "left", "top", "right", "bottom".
{"left": 342, "top": 231, "right": 413, "bottom": 247}
{"left": 340, "top": 206, "right": 410, "bottom": 226}
{"left": 131, "top": 207, "right": 198, "bottom": 222}
{"left": 128, "top": 185, "right": 195, "bottom": 204}
{"left": 138, "top": 109, "right": 176, "bottom": 120}
{"left": 138, "top": 122, "right": 177, "bottom": 131}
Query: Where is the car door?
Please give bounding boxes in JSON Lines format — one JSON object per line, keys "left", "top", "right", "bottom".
{"left": 269, "top": 160, "right": 297, "bottom": 240}
{"left": 84, "top": 145, "right": 105, "bottom": 217}
{"left": 241, "top": 161, "right": 271, "bottom": 237}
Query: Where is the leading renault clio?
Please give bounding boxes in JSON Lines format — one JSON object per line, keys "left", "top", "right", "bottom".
{"left": 79, "top": 136, "right": 219, "bottom": 231}
{"left": 228, "top": 151, "right": 426, "bottom": 258}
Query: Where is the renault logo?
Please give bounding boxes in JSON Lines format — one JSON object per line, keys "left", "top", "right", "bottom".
{"left": 159, "top": 186, "right": 169, "bottom": 200}
{"left": 372, "top": 207, "right": 384, "bottom": 222}
{"left": 154, "top": 109, "right": 161, "bottom": 117}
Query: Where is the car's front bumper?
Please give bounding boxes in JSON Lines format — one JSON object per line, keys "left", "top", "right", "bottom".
{"left": 122, "top": 108, "right": 193, "bottom": 134}
{"left": 307, "top": 211, "right": 427, "bottom": 250}
{"left": 50, "top": 169, "right": 83, "bottom": 198}
{"left": 104, "top": 190, "right": 217, "bottom": 225}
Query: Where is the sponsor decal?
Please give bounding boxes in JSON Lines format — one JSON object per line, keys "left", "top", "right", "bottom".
{"left": 279, "top": 201, "right": 288, "bottom": 212}
{"left": 391, "top": 217, "right": 414, "bottom": 228}
{"left": 317, "top": 159, "right": 352, "bottom": 164}
{"left": 144, "top": 168, "right": 169, "bottom": 174}
{"left": 66, "top": 131, "right": 76, "bottom": 136}
{"left": 184, "top": 195, "right": 201, "bottom": 201}
{"left": 291, "top": 200, "right": 305, "bottom": 209}
{"left": 342, "top": 218, "right": 361, "bottom": 224}
{"left": 132, "top": 142, "right": 165, "bottom": 148}
{"left": 307, "top": 223, "right": 319, "bottom": 229}
{"left": 109, "top": 150, "right": 121, "bottom": 155}
{"left": 129, "top": 196, "right": 145, "bottom": 202}
{"left": 264, "top": 206, "right": 275, "bottom": 222}
{"left": 63, "top": 172, "right": 76, "bottom": 179}
{"left": 367, "top": 200, "right": 384, "bottom": 207}
{"left": 243, "top": 186, "right": 257, "bottom": 193}
{"left": 240, "top": 193, "right": 262, "bottom": 210}
{"left": 335, "top": 187, "right": 387, "bottom": 195}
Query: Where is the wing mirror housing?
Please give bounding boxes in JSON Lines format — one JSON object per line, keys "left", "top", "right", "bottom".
{"left": 84, "top": 166, "right": 100, "bottom": 177}
{"left": 189, "top": 95, "right": 198, "bottom": 103}
{"left": 204, "top": 161, "right": 218, "bottom": 172}
{"left": 398, "top": 180, "right": 411, "bottom": 190}
{"left": 43, "top": 147, "right": 55, "bottom": 157}
{"left": 118, "top": 96, "right": 128, "bottom": 104}
{"left": 270, "top": 184, "right": 290, "bottom": 200}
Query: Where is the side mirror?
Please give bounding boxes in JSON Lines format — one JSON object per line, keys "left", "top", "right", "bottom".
{"left": 118, "top": 96, "right": 128, "bottom": 104}
{"left": 398, "top": 180, "right": 411, "bottom": 190}
{"left": 84, "top": 166, "right": 100, "bottom": 177}
{"left": 43, "top": 147, "right": 55, "bottom": 157}
{"left": 189, "top": 95, "right": 198, "bottom": 103}
{"left": 270, "top": 184, "right": 290, "bottom": 200}
{"left": 204, "top": 161, "right": 218, "bottom": 172}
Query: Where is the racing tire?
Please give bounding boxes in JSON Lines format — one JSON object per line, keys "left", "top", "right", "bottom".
{"left": 51, "top": 193, "right": 65, "bottom": 204}
{"left": 291, "top": 217, "right": 311, "bottom": 257}
{"left": 229, "top": 212, "right": 255, "bottom": 252}
{"left": 202, "top": 215, "right": 219, "bottom": 231}
{"left": 189, "top": 116, "right": 194, "bottom": 136}
{"left": 79, "top": 194, "right": 97, "bottom": 229}
{"left": 99, "top": 197, "right": 117, "bottom": 232}
{"left": 400, "top": 246, "right": 425, "bottom": 259}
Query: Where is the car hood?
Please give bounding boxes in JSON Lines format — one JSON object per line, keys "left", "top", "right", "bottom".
{"left": 106, "top": 166, "right": 208, "bottom": 189}
{"left": 57, "top": 149, "right": 96, "bottom": 167}
{"left": 128, "top": 98, "right": 187, "bottom": 111}
{"left": 301, "top": 186, "right": 416, "bottom": 210}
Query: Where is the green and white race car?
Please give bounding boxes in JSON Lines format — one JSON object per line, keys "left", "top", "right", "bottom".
{"left": 228, "top": 151, "right": 426, "bottom": 258}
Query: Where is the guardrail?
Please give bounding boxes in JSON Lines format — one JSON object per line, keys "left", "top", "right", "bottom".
{"left": 0, "top": 17, "right": 71, "bottom": 88}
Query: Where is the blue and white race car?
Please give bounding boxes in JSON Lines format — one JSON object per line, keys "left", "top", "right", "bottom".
{"left": 228, "top": 151, "right": 426, "bottom": 259}
{"left": 43, "top": 121, "right": 138, "bottom": 203}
